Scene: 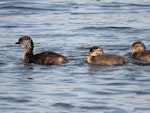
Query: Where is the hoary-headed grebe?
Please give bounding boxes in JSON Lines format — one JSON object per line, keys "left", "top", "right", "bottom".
{"left": 15, "top": 36, "right": 68, "bottom": 65}
{"left": 131, "top": 41, "right": 150, "bottom": 62}
{"left": 87, "top": 46, "right": 127, "bottom": 65}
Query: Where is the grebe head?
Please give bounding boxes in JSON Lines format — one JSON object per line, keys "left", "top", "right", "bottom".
{"left": 89, "top": 46, "right": 104, "bottom": 57}
{"left": 15, "top": 36, "right": 34, "bottom": 49}
{"left": 131, "top": 41, "right": 146, "bottom": 54}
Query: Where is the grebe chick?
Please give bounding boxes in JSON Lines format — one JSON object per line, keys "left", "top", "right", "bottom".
{"left": 87, "top": 46, "right": 127, "bottom": 66}
{"left": 131, "top": 41, "right": 150, "bottom": 62}
{"left": 15, "top": 36, "right": 69, "bottom": 65}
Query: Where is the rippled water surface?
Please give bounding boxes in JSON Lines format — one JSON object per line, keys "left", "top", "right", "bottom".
{"left": 0, "top": 0, "right": 150, "bottom": 113}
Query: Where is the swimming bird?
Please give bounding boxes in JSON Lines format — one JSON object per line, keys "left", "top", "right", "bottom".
{"left": 131, "top": 41, "right": 150, "bottom": 62}
{"left": 15, "top": 36, "right": 69, "bottom": 65}
{"left": 87, "top": 46, "right": 127, "bottom": 65}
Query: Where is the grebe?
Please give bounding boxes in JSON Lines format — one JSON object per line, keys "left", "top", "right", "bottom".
{"left": 131, "top": 41, "right": 150, "bottom": 62}
{"left": 87, "top": 46, "right": 127, "bottom": 65}
{"left": 15, "top": 36, "right": 69, "bottom": 65}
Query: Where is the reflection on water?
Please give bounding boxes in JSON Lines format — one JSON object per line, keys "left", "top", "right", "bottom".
{"left": 0, "top": 0, "right": 150, "bottom": 113}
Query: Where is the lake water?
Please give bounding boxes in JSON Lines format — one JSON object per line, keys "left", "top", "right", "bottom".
{"left": 0, "top": 0, "right": 150, "bottom": 113}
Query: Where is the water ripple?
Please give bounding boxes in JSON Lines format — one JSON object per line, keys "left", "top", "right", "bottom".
{"left": 0, "top": 97, "right": 30, "bottom": 103}
{"left": 53, "top": 103, "right": 75, "bottom": 108}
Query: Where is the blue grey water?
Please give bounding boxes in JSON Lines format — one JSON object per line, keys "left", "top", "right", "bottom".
{"left": 0, "top": 0, "right": 150, "bottom": 113}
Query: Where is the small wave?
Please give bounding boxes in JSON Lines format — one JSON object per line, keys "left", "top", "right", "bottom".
{"left": 0, "top": 97, "right": 30, "bottom": 103}
{"left": 127, "top": 3, "right": 150, "bottom": 7}
{"left": 0, "top": 1, "right": 71, "bottom": 12}
{"left": 0, "top": 25, "right": 19, "bottom": 28}
{"left": 133, "top": 62, "right": 150, "bottom": 66}
{"left": 52, "top": 103, "right": 74, "bottom": 108}
{"left": 82, "top": 26, "right": 133, "bottom": 31}
{"left": 71, "top": 12, "right": 99, "bottom": 15}
{"left": 135, "top": 91, "right": 150, "bottom": 95}
{"left": 94, "top": 91, "right": 114, "bottom": 95}
{"left": 0, "top": 62, "right": 6, "bottom": 65}
{"left": 80, "top": 106, "right": 125, "bottom": 111}
{"left": 0, "top": 6, "right": 50, "bottom": 11}
{"left": 100, "top": 2, "right": 150, "bottom": 8}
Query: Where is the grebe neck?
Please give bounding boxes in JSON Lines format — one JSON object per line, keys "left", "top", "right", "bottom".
{"left": 87, "top": 56, "right": 93, "bottom": 64}
{"left": 23, "top": 48, "right": 34, "bottom": 62}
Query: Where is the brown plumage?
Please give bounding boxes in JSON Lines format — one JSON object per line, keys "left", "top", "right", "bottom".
{"left": 131, "top": 41, "right": 150, "bottom": 62}
{"left": 87, "top": 46, "right": 127, "bottom": 66}
{"left": 15, "top": 36, "right": 68, "bottom": 65}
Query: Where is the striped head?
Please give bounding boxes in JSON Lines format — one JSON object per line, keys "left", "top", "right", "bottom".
{"left": 131, "top": 41, "right": 146, "bottom": 54}
{"left": 15, "top": 36, "right": 34, "bottom": 49}
{"left": 89, "top": 46, "right": 104, "bottom": 56}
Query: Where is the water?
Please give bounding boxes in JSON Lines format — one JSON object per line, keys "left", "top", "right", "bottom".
{"left": 0, "top": 0, "right": 150, "bottom": 113}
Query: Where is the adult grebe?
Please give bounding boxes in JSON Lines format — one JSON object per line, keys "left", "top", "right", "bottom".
{"left": 15, "top": 36, "right": 69, "bottom": 65}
